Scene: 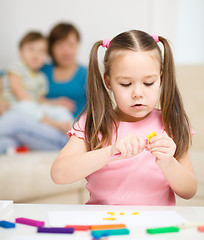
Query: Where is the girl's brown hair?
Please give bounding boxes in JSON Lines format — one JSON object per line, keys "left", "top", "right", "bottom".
{"left": 48, "top": 23, "right": 80, "bottom": 65}
{"left": 19, "top": 32, "right": 46, "bottom": 49}
{"left": 85, "top": 30, "right": 191, "bottom": 159}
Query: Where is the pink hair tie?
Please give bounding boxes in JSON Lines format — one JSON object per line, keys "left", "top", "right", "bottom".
{"left": 152, "top": 35, "right": 159, "bottom": 43}
{"left": 102, "top": 39, "right": 111, "bottom": 48}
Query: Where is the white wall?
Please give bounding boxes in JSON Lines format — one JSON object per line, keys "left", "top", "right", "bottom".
{"left": 0, "top": 0, "right": 203, "bottom": 69}
{"left": 176, "top": 0, "right": 204, "bottom": 64}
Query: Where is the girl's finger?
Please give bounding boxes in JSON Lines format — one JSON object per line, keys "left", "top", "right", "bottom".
{"left": 117, "top": 142, "right": 127, "bottom": 157}
{"left": 131, "top": 137, "right": 139, "bottom": 155}
{"left": 124, "top": 139, "right": 134, "bottom": 157}
{"left": 149, "top": 138, "right": 175, "bottom": 150}
{"left": 138, "top": 137, "right": 146, "bottom": 152}
{"left": 150, "top": 146, "right": 173, "bottom": 155}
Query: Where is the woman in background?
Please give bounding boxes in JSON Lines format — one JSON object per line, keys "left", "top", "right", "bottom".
{"left": 41, "top": 23, "right": 87, "bottom": 125}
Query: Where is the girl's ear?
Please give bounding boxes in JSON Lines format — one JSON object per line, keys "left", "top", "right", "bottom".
{"left": 104, "top": 75, "right": 112, "bottom": 91}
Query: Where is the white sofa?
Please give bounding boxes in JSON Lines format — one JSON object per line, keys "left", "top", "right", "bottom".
{"left": 0, "top": 151, "right": 89, "bottom": 204}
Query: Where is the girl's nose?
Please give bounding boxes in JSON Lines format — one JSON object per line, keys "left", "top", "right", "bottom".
{"left": 132, "top": 85, "right": 143, "bottom": 98}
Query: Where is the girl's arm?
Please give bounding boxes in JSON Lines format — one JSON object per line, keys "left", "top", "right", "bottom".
{"left": 51, "top": 135, "right": 112, "bottom": 184}
{"left": 148, "top": 134, "right": 197, "bottom": 199}
{"left": 8, "top": 73, "right": 32, "bottom": 100}
{"left": 157, "top": 152, "right": 197, "bottom": 199}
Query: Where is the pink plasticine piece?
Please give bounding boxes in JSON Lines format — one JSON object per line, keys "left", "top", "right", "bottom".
{"left": 16, "top": 217, "right": 44, "bottom": 227}
{"left": 110, "top": 152, "right": 121, "bottom": 159}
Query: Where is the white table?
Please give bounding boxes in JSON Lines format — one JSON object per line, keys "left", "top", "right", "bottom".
{"left": 1, "top": 204, "right": 204, "bottom": 239}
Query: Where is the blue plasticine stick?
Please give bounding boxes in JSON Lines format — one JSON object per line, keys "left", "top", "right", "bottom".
{"left": 91, "top": 228, "right": 129, "bottom": 239}
{"left": 0, "top": 220, "right": 16, "bottom": 228}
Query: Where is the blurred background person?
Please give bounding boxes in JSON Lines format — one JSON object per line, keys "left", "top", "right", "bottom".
{"left": 41, "top": 23, "right": 88, "bottom": 121}
{"left": 0, "top": 23, "right": 87, "bottom": 154}
{"left": 2, "top": 31, "right": 74, "bottom": 128}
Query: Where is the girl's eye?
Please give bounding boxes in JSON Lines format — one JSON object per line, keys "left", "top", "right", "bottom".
{"left": 121, "top": 83, "right": 131, "bottom": 87}
{"left": 144, "top": 82, "right": 154, "bottom": 86}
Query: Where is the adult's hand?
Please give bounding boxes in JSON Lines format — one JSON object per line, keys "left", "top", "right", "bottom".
{"left": 41, "top": 114, "right": 72, "bottom": 133}
{"left": 56, "top": 97, "right": 76, "bottom": 112}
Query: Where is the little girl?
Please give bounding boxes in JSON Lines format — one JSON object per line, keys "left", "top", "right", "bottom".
{"left": 51, "top": 30, "right": 197, "bottom": 206}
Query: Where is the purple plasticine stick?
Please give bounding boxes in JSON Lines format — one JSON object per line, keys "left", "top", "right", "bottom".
{"left": 37, "top": 227, "right": 75, "bottom": 234}
{"left": 16, "top": 217, "right": 44, "bottom": 227}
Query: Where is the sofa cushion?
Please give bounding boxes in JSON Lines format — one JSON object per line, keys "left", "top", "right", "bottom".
{"left": 0, "top": 151, "right": 86, "bottom": 202}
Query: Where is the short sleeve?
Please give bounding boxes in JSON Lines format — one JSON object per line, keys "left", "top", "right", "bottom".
{"left": 68, "top": 114, "right": 87, "bottom": 140}
{"left": 7, "top": 61, "right": 24, "bottom": 77}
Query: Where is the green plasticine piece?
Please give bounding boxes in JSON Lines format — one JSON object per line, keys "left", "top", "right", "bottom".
{"left": 146, "top": 226, "right": 179, "bottom": 234}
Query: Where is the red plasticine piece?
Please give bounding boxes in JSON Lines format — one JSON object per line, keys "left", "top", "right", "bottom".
{"left": 16, "top": 146, "right": 29, "bottom": 152}
{"left": 198, "top": 225, "right": 204, "bottom": 232}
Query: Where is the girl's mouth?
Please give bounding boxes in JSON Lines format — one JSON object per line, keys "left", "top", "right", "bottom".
{"left": 131, "top": 104, "right": 145, "bottom": 109}
{"left": 132, "top": 104, "right": 143, "bottom": 107}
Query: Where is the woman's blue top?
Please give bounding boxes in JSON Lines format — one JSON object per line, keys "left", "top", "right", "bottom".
{"left": 41, "top": 63, "right": 87, "bottom": 118}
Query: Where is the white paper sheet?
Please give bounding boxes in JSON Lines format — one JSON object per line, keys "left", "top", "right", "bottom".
{"left": 0, "top": 200, "right": 14, "bottom": 221}
{"left": 48, "top": 210, "right": 187, "bottom": 228}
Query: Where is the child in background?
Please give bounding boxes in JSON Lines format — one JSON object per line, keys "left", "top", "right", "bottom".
{"left": 2, "top": 31, "right": 73, "bottom": 128}
{"left": 51, "top": 30, "right": 197, "bottom": 205}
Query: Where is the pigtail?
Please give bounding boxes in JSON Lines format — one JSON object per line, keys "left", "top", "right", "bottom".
{"left": 159, "top": 37, "right": 192, "bottom": 159}
{"left": 85, "top": 41, "right": 117, "bottom": 150}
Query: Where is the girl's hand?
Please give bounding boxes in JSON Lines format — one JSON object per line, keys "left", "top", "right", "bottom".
{"left": 111, "top": 135, "right": 146, "bottom": 160}
{"left": 147, "top": 133, "right": 176, "bottom": 167}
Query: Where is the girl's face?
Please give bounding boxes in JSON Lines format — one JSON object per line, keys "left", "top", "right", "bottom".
{"left": 52, "top": 32, "right": 79, "bottom": 67}
{"left": 105, "top": 50, "right": 161, "bottom": 122}
{"left": 20, "top": 39, "right": 48, "bottom": 71}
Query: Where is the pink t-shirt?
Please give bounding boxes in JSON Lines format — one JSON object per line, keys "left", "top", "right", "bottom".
{"left": 68, "top": 109, "right": 175, "bottom": 206}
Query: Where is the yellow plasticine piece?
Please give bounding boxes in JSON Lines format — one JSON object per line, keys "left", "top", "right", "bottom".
{"left": 103, "top": 217, "right": 117, "bottom": 220}
{"left": 146, "top": 131, "right": 157, "bottom": 142}
{"left": 107, "top": 212, "right": 116, "bottom": 216}
{"left": 120, "top": 213, "right": 125, "bottom": 215}
{"left": 131, "top": 212, "right": 139, "bottom": 215}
